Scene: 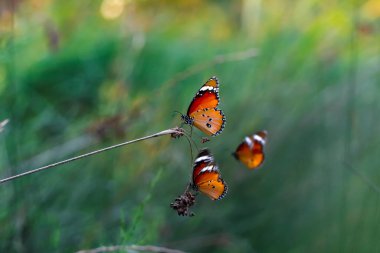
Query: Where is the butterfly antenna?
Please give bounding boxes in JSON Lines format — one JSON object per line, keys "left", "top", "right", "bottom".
{"left": 187, "top": 130, "right": 199, "bottom": 152}
{"left": 185, "top": 136, "right": 194, "bottom": 166}
{"left": 185, "top": 183, "right": 192, "bottom": 192}
{"left": 171, "top": 127, "right": 197, "bottom": 167}
{"left": 187, "top": 136, "right": 195, "bottom": 168}
{"left": 172, "top": 110, "right": 184, "bottom": 118}
{"left": 185, "top": 125, "right": 199, "bottom": 150}
{"left": 179, "top": 129, "right": 199, "bottom": 166}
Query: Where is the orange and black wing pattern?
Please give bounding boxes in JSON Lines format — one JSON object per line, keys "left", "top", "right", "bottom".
{"left": 233, "top": 130, "right": 267, "bottom": 169}
{"left": 186, "top": 77, "right": 226, "bottom": 136}
{"left": 192, "top": 149, "right": 228, "bottom": 200}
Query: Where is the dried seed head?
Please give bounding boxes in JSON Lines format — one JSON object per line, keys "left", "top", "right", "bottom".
{"left": 170, "top": 127, "right": 185, "bottom": 139}
{"left": 170, "top": 190, "right": 196, "bottom": 217}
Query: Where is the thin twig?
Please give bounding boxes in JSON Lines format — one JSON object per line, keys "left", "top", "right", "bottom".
{"left": 0, "top": 128, "right": 184, "bottom": 185}
{"left": 76, "top": 244, "right": 187, "bottom": 253}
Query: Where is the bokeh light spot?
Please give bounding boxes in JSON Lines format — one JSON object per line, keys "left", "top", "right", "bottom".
{"left": 100, "top": 0, "right": 125, "bottom": 20}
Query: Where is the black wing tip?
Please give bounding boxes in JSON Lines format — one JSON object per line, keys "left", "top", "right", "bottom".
{"left": 197, "top": 148, "right": 212, "bottom": 157}
{"left": 194, "top": 148, "right": 215, "bottom": 165}
{"left": 207, "top": 76, "right": 219, "bottom": 88}
{"left": 255, "top": 130, "right": 268, "bottom": 139}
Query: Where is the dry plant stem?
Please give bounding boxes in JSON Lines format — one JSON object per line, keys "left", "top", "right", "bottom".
{"left": 76, "top": 244, "right": 187, "bottom": 253}
{"left": 0, "top": 128, "right": 183, "bottom": 185}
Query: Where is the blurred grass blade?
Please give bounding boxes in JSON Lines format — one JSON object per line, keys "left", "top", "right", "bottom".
{"left": 0, "top": 119, "right": 9, "bottom": 133}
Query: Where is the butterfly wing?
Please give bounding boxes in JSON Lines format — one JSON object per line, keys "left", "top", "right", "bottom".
{"left": 191, "top": 108, "right": 225, "bottom": 136}
{"left": 192, "top": 148, "right": 214, "bottom": 182}
{"left": 186, "top": 77, "right": 226, "bottom": 136}
{"left": 234, "top": 130, "right": 267, "bottom": 169}
{"left": 194, "top": 171, "right": 228, "bottom": 200}
{"left": 187, "top": 87, "right": 219, "bottom": 115}
{"left": 255, "top": 130, "right": 267, "bottom": 141}
{"left": 192, "top": 148, "right": 227, "bottom": 200}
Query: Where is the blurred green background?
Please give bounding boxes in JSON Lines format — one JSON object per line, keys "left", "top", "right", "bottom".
{"left": 1, "top": 0, "right": 380, "bottom": 252}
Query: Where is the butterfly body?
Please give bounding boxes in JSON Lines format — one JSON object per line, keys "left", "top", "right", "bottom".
{"left": 182, "top": 76, "right": 226, "bottom": 136}
{"left": 233, "top": 130, "right": 267, "bottom": 169}
{"left": 181, "top": 114, "right": 194, "bottom": 125}
{"left": 192, "top": 149, "right": 228, "bottom": 200}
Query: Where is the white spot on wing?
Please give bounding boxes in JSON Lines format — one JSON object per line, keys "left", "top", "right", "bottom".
{"left": 195, "top": 155, "right": 213, "bottom": 163}
{"left": 253, "top": 134, "right": 266, "bottom": 145}
{"left": 245, "top": 136, "right": 253, "bottom": 148}
{"left": 200, "top": 86, "right": 217, "bottom": 92}
{"left": 200, "top": 165, "right": 215, "bottom": 173}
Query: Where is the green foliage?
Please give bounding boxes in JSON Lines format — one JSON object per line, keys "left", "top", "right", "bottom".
{"left": 1, "top": 0, "right": 380, "bottom": 252}
{"left": 120, "top": 168, "right": 163, "bottom": 244}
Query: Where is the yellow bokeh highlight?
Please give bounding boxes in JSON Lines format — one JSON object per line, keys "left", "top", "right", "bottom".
{"left": 100, "top": 0, "right": 126, "bottom": 20}
{"left": 362, "top": 0, "right": 380, "bottom": 19}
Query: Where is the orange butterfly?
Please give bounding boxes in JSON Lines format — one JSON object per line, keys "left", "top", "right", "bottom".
{"left": 181, "top": 76, "right": 226, "bottom": 136}
{"left": 233, "top": 130, "right": 267, "bottom": 169}
{"left": 192, "top": 148, "right": 228, "bottom": 200}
